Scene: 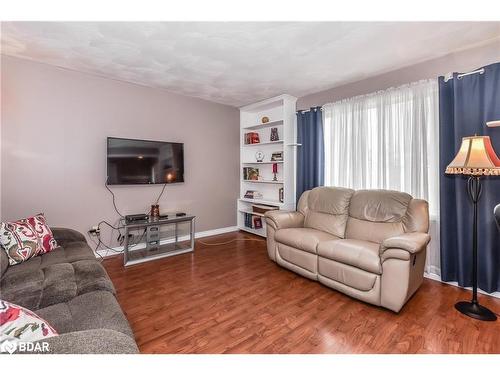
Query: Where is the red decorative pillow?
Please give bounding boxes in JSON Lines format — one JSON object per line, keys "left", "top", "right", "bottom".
{"left": 0, "top": 299, "right": 58, "bottom": 350}
{"left": 0, "top": 214, "right": 58, "bottom": 265}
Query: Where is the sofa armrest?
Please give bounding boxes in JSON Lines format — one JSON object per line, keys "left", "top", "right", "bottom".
{"left": 264, "top": 211, "right": 304, "bottom": 230}
{"left": 33, "top": 329, "right": 139, "bottom": 354}
{"left": 380, "top": 232, "right": 430, "bottom": 260}
{"left": 51, "top": 227, "right": 86, "bottom": 244}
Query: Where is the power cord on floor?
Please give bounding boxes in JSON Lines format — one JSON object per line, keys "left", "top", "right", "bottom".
{"left": 197, "top": 238, "right": 266, "bottom": 246}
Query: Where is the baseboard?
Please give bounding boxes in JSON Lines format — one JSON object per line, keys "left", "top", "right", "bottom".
{"left": 424, "top": 272, "right": 500, "bottom": 299}
{"left": 95, "top": 225, "right": 238, "bottom": 259}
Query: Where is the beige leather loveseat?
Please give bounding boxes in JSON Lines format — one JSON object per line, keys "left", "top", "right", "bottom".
{"left": 264, "top": 187, "right": 430, "bottom": 312}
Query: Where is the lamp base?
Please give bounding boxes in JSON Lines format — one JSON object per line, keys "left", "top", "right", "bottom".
{"left": 455, "top": 301, "right": 497, "bottom": 321}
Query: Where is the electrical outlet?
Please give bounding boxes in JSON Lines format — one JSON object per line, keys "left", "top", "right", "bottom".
{"left": 89, "top": 226, "right": 100, "bottom": 236}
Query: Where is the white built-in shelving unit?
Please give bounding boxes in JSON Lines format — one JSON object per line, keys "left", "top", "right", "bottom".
{"left": 237, "top": 94, "right": 297, "bottom": 237}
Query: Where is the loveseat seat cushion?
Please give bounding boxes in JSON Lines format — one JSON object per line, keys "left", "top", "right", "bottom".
{"left": 275, "top": 228, "right": 339, "bottom": 254}
{"left": 34, "top": 291, "right": 134, "bottom": 338}
{"left": 317, "top": 239, "right": 381, "bottom": 274}
{"left": 0, "top": 259, "right": 115, "bottom": 311}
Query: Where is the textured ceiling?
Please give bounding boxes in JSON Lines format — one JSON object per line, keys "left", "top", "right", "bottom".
{"left": 2, "top": 22, "right": 500, "bottom": 107}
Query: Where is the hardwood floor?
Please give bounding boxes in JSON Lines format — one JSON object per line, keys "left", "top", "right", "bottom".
{"left": 103, "top": 231, "right": 500, "bottom": 354}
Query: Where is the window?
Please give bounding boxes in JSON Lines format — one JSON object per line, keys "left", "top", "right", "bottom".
{"left": 322, "top": 79, "right": 440, "bottom": 274}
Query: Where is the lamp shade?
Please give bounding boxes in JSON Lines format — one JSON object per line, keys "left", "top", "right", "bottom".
{"left": 446, "top": 135, "right": 500, "bottom": 176}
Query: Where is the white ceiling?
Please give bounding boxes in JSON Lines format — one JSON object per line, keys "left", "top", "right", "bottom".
{"left": 2, "top": 22, "right": 500, "bottom": 107}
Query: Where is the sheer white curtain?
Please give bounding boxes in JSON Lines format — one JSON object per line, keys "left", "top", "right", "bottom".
{"left": 322, "top": 79, "right": 440, "bottom": 275}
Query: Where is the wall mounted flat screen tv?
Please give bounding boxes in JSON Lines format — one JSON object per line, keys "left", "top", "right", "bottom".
{"left": 107, "top": 137, "right": 184, "bottom": 185}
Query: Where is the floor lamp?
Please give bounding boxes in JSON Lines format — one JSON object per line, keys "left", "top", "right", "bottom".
{"left": 445, "top": 135, "right": 500, "bottom": 321}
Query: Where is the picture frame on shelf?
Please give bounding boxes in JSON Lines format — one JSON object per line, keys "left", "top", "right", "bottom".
{"left": 243, "top": 167, "right": 259, "bottom": 180}
{"left": 271, "top": 151, "right": 283, "bottom": 161}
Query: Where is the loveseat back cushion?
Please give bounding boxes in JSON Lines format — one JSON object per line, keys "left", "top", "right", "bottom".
{"left": 345, "top": 189, "right": 412, "bottom": 243}
{"left": 303, "top": 187, "right": 354, "bottom": 238}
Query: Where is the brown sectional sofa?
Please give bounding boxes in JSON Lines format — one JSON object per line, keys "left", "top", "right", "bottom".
{"left": 265, "top": 187, "right": 431, "bottom": 312}
{"left": 0, "top": 227, "right": 138, "bottom": 353}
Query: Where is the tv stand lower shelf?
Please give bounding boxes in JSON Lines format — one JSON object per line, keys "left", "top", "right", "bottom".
{"left": 122, "top": 214, "right": 196, "bottom": 266}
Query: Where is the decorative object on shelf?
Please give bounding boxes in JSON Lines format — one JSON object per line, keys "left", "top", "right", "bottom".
{"left": 243, "top": 167, "right": 259, "bottom": 181}
{"left": 261, "top": 116, "right": 269, "bottom": 123}
{"left": 445, "top": 135, "right": 500, "bottom": 321}
{"left": 150, "top": 204, "right": 160, "bottom": 219}
{"left": 271, "top": 151, "right": 283, "bottom": 161}
{"left": 244, "top": 132, "right": 260, "bottom": 144}
{"left": 244, "top": 190, "right": 263, "bottom": 200}
{"left": 272, "top": 163, "right": 278, "bottom": 181}
{"left": 253, "top": 216, "right": 263, "bottom": 229}
{"left": 279, "top": 187, "right": 284, "bottom": 203}
{"left": 252, "top": 204, "right": 279, "bottom": 214}
{"left": 270, "top": 127, "right": 279, "bottom": 142}
{"left": 255, "top": 151, "right": 265, "bottom": 162}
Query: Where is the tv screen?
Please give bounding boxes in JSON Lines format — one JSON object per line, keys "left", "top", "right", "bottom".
{"left": 107, "top": 137, "right": 184, "bottom": 185}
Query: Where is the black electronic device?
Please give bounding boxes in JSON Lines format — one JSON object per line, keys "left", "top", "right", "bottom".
{"left": 107, "top": 137, "right": 184, "bottom": 185}
{"left": 176, "top": 212, "right": 186, "bottom": 217}
{"left": 125, "top": 213, "right": 149, "bottom": 223}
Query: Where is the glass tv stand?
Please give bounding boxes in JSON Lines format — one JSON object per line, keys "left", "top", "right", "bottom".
{"left": 122, "top": 214, "right": 196, "bottom": 267}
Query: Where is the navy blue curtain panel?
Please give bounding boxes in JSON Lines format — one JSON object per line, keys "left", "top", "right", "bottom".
{"left": 296, "top": 107, "right": 324, "bottom": 202}
{"left": 439, "top": 62, "right": 500, "bottom": 293}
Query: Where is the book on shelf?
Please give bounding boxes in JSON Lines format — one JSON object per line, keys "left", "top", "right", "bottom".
{"left": 253, "top": 216, "right": 262, "bottom": 229}
{"left": 244, "top": 132, "right": 260, "bottom": 145}
{"left": 243, "top": 190, "right": 263, "bottom": 199}
{"left": 244, "top": 213, "right": 263, "bottom": 230}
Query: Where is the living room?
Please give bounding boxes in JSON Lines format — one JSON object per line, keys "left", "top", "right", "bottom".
{"left": 1, "top": 0, "right": 500, "bottom": 372}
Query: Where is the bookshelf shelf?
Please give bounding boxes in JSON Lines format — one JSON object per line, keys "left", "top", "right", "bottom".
{"left": 243, "top": 119, "right": 284, "bottom": 131}
{"left": 238, "top": 209, "right": 265, "bottom": 217}
{"left": 243, "top": 140, "right": 283, "bottom": 147}
{"left": 242, "top": 179, "right": 284, "bottom": 184}
{"left": 242, "top": 161, "right": 284, "bottom": 165}
{"left": 239, "top": 198, "right": 284, "bottom": 207}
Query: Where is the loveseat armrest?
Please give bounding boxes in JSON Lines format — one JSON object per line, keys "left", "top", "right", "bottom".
{"left": 264, "top": 211, "right": 304, "bottom": 230}
{"left": 380, "top": 232, "right": 430, "bottom": 260}
{"left": 33, "top": 329, "right": 139, "bottom": 354}
{"left": 51, "top": 227, "right": 87, "bottom": 244}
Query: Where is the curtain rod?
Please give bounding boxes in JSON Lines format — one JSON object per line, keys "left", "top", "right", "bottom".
{"left": 444, "top": 68, "right": 485, "bottom": 82}
{"left": 296, "top": 107, "right": 323, "bottom": 113}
